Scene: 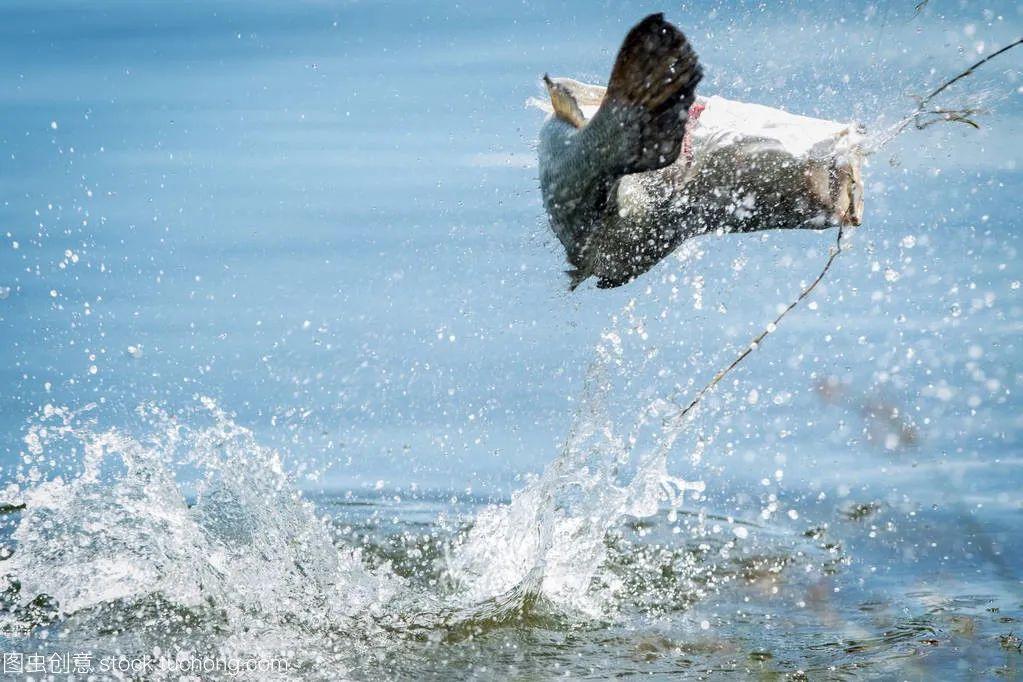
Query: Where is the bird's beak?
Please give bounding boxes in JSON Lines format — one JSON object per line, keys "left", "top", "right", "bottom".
{"left": 543, "top": 74, "right": 587, "bottom": 129}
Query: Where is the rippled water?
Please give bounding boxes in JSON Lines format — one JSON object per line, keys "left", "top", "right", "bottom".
{"left": 1, "top": 392, "right": 1020, "bottom": 679}
{"left": 2, "top": 390, "right": 1019, "bottom": 680}
{"left": 1, "top": 0, "right": 1022, "bottom": 679}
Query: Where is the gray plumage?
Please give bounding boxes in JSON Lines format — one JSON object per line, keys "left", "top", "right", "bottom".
{"left": 539, "top": 14, "right": 862, "bottom": 290}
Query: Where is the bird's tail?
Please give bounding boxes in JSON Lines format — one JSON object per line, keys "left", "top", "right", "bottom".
{"left": 598, "top": 13, "right": 702, "bottom": 175}
{"left": 565, "top": 267, "right": 588, "bottom": 291}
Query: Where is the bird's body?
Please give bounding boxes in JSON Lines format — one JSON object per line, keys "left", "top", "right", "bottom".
{"left": 538, "top": 14, "right": 863, "bottom": 289}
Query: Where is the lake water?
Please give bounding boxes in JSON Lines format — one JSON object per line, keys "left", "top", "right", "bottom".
{"left": 1, "top": 1, "right": 1021, "bottom": 679}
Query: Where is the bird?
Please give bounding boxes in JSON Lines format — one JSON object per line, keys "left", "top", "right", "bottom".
{"left": 537, "top": 13, "right": 862, "bottom": 290}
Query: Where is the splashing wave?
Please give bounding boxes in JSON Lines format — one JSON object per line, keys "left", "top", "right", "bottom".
{"left": 1, "top": 344, "right": 718, "bottom": 675}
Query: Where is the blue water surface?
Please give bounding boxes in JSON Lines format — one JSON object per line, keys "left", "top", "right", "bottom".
{"left": 0, "top": 0, "right": 1020, "bottom": 531}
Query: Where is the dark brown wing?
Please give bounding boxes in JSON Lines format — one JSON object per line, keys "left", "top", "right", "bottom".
{"left": 597, "top": 13, "right": 702, "bottom": 174}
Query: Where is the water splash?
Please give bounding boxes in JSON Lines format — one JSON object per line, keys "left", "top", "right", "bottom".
{"left": 2, "top": 400, "right": 402, "bottom": 672}
{"left": 441, "top": 329, "right": 705, "bottom": 616}
{"left": 0, "top": 332, "right": 713, "bottom": 670}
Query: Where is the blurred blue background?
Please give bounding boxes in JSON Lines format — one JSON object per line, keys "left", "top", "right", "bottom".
{"left": 0, "top": 0, "right": 1020, "bottom": 512}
